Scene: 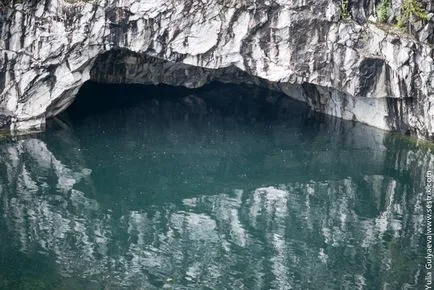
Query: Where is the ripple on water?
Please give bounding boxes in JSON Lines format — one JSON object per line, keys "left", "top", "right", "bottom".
{"left": 0, "top": 82, "right": 430, "bottom": 289}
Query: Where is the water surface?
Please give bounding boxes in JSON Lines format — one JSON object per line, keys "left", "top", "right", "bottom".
{"left": 0, "top": 82, "right": 430, "bottom": 289}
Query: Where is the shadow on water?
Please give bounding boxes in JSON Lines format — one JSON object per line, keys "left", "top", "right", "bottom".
{"left": 0, "top": 81, "right": 431, "bottom": 289}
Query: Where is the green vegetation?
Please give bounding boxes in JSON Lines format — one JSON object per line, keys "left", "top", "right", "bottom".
{"left": 341, "top": 0, "right": 351, "bottom": 20}
{"left": 396, "top": 0, "right": 429, "bottom": 31}
{"left": 378, "top": 0, "right": 391, "bottom": 23}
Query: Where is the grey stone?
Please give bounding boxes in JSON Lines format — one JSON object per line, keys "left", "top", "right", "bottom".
{"left": 0, "top": 0, "right": 433, "bottom": 139}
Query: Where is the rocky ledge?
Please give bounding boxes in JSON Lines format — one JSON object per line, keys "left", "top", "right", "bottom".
{"left": 0, "top": 0, "right": 433, "bottom": 139}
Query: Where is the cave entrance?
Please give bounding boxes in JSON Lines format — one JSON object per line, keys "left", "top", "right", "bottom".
{"left": 53, "top": 49, "right": 316, "bottom": 131}
{"left": 60, "top": 80, "right": 313, "bottom": 130}
{"left": 59, "top": 49, "right": 314, "bottom": 128}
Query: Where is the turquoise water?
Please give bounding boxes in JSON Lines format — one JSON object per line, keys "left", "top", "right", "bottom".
{"left": 0, "top": 82, "right": 430, "bottom": 289}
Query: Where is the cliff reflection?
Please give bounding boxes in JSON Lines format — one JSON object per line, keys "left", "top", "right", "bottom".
{"left": 0, "top": 83, "right": 430, "bottom": 289}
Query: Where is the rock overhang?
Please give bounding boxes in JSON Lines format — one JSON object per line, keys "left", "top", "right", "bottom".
{"left": 0, "top": 0, "right": 432, "bottom": 139}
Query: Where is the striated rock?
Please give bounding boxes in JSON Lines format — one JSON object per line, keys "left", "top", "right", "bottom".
{"left": 0, "top": 0, "right": 433, "bottom": 139}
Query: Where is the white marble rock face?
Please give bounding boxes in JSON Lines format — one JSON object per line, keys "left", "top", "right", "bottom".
{"left": 0, "top": 0, "right": 433, "bottom": 138}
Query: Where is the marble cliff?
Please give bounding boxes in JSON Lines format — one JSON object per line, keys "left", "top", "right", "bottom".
{"left": 0, "top": 0, "right": 433, "bottom": 138}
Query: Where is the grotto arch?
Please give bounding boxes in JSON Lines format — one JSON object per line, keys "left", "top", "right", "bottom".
{"left": 3, "top": 48, "right": 428, "bottom": 140}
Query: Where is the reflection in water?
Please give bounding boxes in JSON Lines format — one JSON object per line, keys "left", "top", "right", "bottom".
{"left": 0, "top": 82, "right": 430, "bottom": 289}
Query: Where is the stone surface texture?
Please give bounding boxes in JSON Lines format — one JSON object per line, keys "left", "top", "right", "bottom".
{"left": 0, "top": 0, "right": 433, "bottom": 138}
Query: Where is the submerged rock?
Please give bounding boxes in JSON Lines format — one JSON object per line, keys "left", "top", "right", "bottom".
{"left": 0, "top": 0, "right": 433, "bottom": 139}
